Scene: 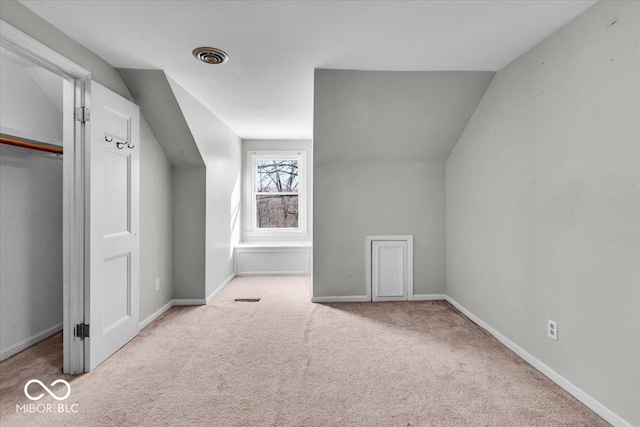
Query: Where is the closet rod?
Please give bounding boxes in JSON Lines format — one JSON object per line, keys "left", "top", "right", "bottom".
{"left": 0, "top": 135, "right": 63, "bottom": 155}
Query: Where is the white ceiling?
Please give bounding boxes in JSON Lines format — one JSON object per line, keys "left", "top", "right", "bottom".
{"left": 20, "top": 0, "right": 597, "bottom": 140}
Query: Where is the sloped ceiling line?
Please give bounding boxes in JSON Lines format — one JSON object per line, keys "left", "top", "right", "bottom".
{"left": 117, "top": 68, "right": 203, "bottom": 167}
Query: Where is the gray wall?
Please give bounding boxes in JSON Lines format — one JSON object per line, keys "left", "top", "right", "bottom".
{"left": 168, "top": 78, "right": 241, "bottom": 298}
{"left": 117, "top": 69, "right": 204, "bottom": 167}
{"left": 118, "top": 69, "right": 208, "bottom": 301}
{"left": 446, "top": 1, "right": 640, "bottom": 425}
{"left": 313, "top": 70, "right": 493, "bottom": 297}
{"left": 2, "top": 0, "right": 175, "bottom": 324}
{"left": 116, "top": 71, "right": 243, "bottom": 301}
{"left": 0, "top": 146, "right": 63, "bottom": 358}
{"left": 139, "top": 120, "right": 173, "bottom": 320}
{"left": 171, "top": 166, "right": 207, "bottom": 299}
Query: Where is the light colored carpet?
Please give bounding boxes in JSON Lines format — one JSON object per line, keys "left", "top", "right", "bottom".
{"left": 0, "top": 276, "right": 607, "bottom": 426}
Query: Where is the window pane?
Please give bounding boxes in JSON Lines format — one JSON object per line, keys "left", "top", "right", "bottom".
{"left": 256, "top": 195, "right": 298, "bottom": 228}
{"left": 256, "top": 160, "right": 298, "bottom": 193}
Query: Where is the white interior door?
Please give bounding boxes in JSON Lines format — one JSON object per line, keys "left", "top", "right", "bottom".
{"left": 87, "top": 82, "right": 140, "bottom": 371}
{"left": 372, "top": 240, "right": 408, "bottom": 301}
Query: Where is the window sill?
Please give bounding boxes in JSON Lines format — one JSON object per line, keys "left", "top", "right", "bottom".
{"left": 235, "top": 241, "right": 312, "bottom": 249}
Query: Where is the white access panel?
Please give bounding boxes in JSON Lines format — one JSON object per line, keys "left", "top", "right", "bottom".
{"left": 366, "top": 235, "right": 413, "bottom": 302}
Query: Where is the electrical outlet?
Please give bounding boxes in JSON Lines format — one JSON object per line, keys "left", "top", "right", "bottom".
{"left": 548, "top": 319, "right": 558, "bottom": 341}
{"left": 155, "top": 278, "right": 160, "bottom": 291}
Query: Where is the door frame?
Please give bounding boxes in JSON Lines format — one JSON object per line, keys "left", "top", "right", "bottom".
{"left": 365, "top": 235, "right": 414, "bottom": 302}
{"left": 1, "top": 20, "right": 91, "bottom": 374}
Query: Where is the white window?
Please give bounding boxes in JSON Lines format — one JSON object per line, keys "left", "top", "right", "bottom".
{"left": 247, "top": 151, "right": 307, "bottom": 235}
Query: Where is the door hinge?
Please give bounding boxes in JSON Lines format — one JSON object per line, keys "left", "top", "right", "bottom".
{"left": 75, "top": 107, "right": 90, "bottom": 123}
{"left": 75, "top": 323, "right": 90, "bottom": 340}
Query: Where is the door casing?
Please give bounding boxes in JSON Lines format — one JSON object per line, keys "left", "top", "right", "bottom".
{"left": 1, "top": 20, "right": 91, "bottom": 374}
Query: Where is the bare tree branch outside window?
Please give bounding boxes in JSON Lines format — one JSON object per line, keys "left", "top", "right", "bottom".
{"left": 256, "top": 159, "right": 298, "bottom": 228}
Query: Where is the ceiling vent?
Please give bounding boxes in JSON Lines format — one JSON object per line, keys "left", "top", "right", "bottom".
{"left": 192, "top": 47, "right": 229, "bottom": 65}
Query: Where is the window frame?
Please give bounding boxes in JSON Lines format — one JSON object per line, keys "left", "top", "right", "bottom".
{"left": 246, "top": 150, "right": 307, "bottom": 236}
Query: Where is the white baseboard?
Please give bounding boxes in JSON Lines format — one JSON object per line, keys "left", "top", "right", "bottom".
{"left": 312, "top": 294, "right": 447, "bottom": 303}
{"left": 172, "top": 299, "right": 206, "bottom": 306}
{"left": 0, "top": 322, "right": 63, "bottom": 362}
{"left": 236, "top": 271, "right": 311, "bottom": 276}
{"left": 206, "top": 273, "right": 235, "bottom": 304}
{"left": 311, "top": 295, "right": 370, "bottom": 303}
{"left": 139, "top": 275, "right": 237, "bottom": 330}
{"left": 444, "top": 296, "right": 632, "bottom": 427}
{"left": 139, "top": 298, "right": 205, "bottom": 329}
{"left": 139, "top": 297, "right": 206, "bottom": 330}
{"left": 139, "top": 300, "right": 174, "bottom": 330}
{"left": 412, "top": 294, "right": 447, "bottom": 301}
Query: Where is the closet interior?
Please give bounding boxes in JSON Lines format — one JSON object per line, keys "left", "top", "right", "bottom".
{"left": 0, "top": 46, "right": 65, "bottom": 363}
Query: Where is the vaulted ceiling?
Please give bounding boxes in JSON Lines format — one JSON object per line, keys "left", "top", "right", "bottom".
{"left": 20, "top": 0, "right": 597, "bottom": 140}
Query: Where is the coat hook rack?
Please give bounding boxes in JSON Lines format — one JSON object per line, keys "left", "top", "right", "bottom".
{"left": 105, "top": 135, "right": 134, "bottom": 149}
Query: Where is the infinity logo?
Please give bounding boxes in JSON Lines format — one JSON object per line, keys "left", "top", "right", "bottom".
{"left": 24, "top": 379, "right": 71, "bottom": 401}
